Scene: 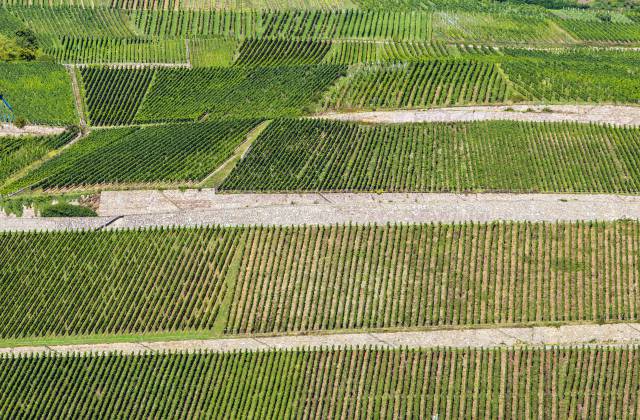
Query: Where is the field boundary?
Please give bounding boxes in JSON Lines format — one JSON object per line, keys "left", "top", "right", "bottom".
{"left": 2, "top": 322, "right": 640, "bottom": 355}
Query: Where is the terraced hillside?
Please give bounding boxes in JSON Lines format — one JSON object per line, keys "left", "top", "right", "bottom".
{"left": 2, "top": 0, "right": 640, "bottom": 415}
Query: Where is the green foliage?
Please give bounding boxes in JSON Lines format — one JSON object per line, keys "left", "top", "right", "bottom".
{"left": 189, "top": 37, "right": 238, "bottom": 67}
{"left": 80, "top": 66, "right": 155, "bottom": 126}
{"left": 135, "top": 65, "right": 346, "bottom": 123}
{"left": 131, "top": 9, "right": 432, "bottom": 41}
{"left": 7, "top": 120, "right": 259, "bottom": 190}
{"left": 39, "top": 202, "right": 96, "bottom": 217}
{"left": 432, "top": 10, "right": 573, "bottom": 44}
{"left": 552, "top": 9, "right": 640, "bottom": 43}
{"left": 221, "top": 119, "right": 640, "bottom": 193}
{"left": 0, "top": 128, "right": 77, "bottom": 188}
{"left": 502, "top": 49, "right": 640, "bottom": 103}
{"left": 0, "top": 62, "right": 76, "bottom": 124}
{"left": 0, "top": 192, "right": 84, "bottom": 216}
{"left": 2, "top": 346, "right": 636, "bottom": 418}
{"left": 2, "top": 347, "right": 637, "bottom": 418}
{"left": 1, "top": 221, "right": 640, "bottom": 338}
{"left": 234, "top": 38, "right": 331, "bottom": 66}
{"left": 321, "top": 60, "right": 509, "bottom": 111}
{"left": 51, "top": 36, "right": 188, "bottom": 64}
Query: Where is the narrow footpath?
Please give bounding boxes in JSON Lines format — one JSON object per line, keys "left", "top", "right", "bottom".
{"left": 3, "top": 322, "right": 640, "bottom": 356}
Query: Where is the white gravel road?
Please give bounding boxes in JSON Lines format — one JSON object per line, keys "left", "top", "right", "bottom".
{"left": 316, "top": 104, "right": 640, "bottom": 126}
{"left": 3, "top": 322, "right": 640, "bottom": 356}
{"left": 2, "top": 191, "right": 640, "bottom": 232}
{"left": 0, "top": 124, "right": 66, "bottom": 137}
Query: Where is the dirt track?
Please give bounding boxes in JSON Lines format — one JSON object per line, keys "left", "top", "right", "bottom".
{"left": 2, "top": 322, "right": 640, "bottom": 355}
{"left": 316, "top": 104, "right": 640, "bottom": 126}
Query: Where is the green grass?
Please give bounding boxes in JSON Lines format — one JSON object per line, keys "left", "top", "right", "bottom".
{"left": 1, "top": 346, "right": 639, "bottom": 418}
{"left": 320, "top": 60, "right": 510, "bottom": 111}
{"left": 0, "top": 62, "right": 77, "bottom": 125}
{"left": 220, "top": 119, "right": 640, "bottom": 194}
{"left": 2, "top": 221, "right": 640, "bottom": 339}
{"left": 4, "top": 120, "right": 260, "bottom": 192}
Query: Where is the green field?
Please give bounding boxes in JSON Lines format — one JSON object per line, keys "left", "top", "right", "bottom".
{"left": 1, "top": 346, "right": 639, "bottom": 418}
{"left": 221, "top": 119, "right": 640, "bottom": 193}
{"left": 1, "top": 221, "right": 639, "bottom": 339}
{"left": 51, "top": 37, "right": 188, "bottom": 65}
{"left": 2, "top": 0, "right": 640, "bottom": 411}
{"left": 321, "top": 60, "right": 510, "bottom": 111}
{"left": 0, "top": 128, "right": 77, "bottom": 187}
{"left": 134, "top": 65, "right": 346, "bottom": 122}
{"left": 0, "top": 62, "right": 77, "bottom": 125}
{"left": 4, "top": 120, "right": 259, "bottom": 192}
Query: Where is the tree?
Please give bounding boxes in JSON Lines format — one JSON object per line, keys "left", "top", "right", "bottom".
{"left": 15, "top": 29, "right": 38, "bottom": 61}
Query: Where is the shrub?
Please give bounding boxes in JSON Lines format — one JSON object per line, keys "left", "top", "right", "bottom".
{"left": 13, "top": 116, "right": 26, "bottom": 128}
{"left": 39, "top": 203, "right": 97, "bottom": 217}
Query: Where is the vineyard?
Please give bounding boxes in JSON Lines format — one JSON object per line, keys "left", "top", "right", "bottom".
{"left": 129, "top": 9, "right": 433, "bottom": 41}
{"left": 552, "top": 9, "right": 640, "bottom": 44}
{"left": 6, "top": 6, "right": 138, "bottom": 42}
{"left": 0, "top": 128, "right": 77, "bottom": 187}
{"left": 51, "top": 36, "right": 188, "bottom": 65}
{"left": 234, "top": 38, "right": 331, "bottom": 66}
{"left": 1, "top": 346, "right": 639, "bottom": 418}
{"left": 431, "top": 10, "right": 573, "bottom": 45}
{"left": 0, "top": 62, "right": 77, "bottom": 125}
{"left": 222, "top": 119, "right": 640, "bottom": 194}
{"left": 321, "top": 41, "right": 497, "bottom": 65}
{"left": 134, "top": 65, "right": 346, "bottom": 122}
{"left": 1, "top": 221, "right": 640, "bottom": 338}
{"left": 80, "top": 66, "right": 155, "bottom": 126}
{"left": 501, "top": 49, "right": 640, "bottom": 103}
{"left": 4, "top": 120, "right": 259, "bottom": 192}
{"left": 3, "top": 0, "right": 640, "bottom": 411}
{"left": 320, "top": 60, "right": 509, "bottom": 111}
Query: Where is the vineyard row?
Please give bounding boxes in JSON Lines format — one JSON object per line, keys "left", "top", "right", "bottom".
{"left": 1, "top": 221, "right": 640, "bottom": 338}
{"left": 1, "top": 346, "right": 639, "bottom": 418}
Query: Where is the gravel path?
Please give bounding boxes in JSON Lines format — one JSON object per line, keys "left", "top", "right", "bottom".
{"left": 316, "top": 104, "right": 640, "bottom": 126}
{"left": 3, "top": 191, "right": 640, "bottom": 231}
{"left": 3, "top": 323, "right": 640, "bottom": 355}
{"left": 0, "top": 124, "right": 66, "bottom": 137}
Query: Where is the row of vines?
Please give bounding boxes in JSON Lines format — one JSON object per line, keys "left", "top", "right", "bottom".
{"left": 220, "top": 119, "right": 640, "bottom": 194}
{"left": 320, "top": 60, "right": 509, "bottom": 111}
{"left": 5, "top": 119, "right": 258, "bottom": 192}
{"left": 1, "top": 220, "right": 640, "bottom": 338}
{"left": 1, "top": 346, "right": 639, "bottom": 418}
